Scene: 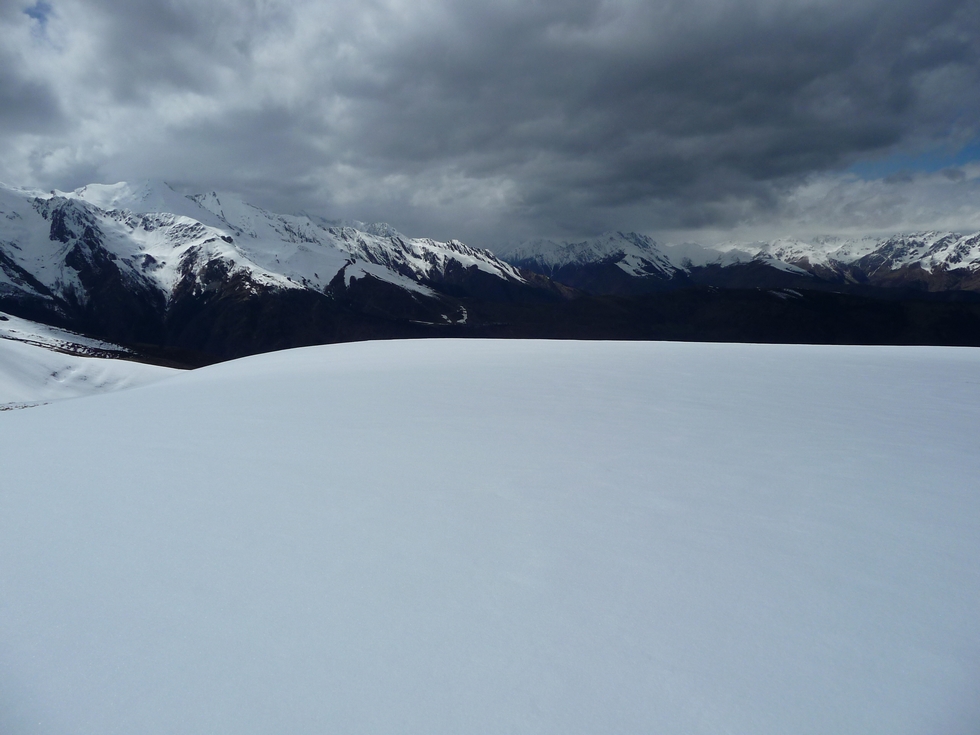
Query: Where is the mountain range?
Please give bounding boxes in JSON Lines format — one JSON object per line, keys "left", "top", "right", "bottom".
{"left": 0, "top": 181, "right": 562, "bottom": 359}
{"left": 497, "top": 231, "right": 980, "bottom": 295}
{"left": 2, "top": 180, "right": 980, "bottom": 362}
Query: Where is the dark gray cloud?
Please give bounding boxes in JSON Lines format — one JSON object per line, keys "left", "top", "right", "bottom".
{"left": 0, "top": 4, "right": 62, "bottom": 133}
{"left": 0, "top": 57, "right": 62, "bottom": 132}
{"left": 1, "top": 0, "right": 979, "bottom": 243}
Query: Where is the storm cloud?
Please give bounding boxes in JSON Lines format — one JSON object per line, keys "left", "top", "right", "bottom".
{"left": 1, "top": 0, "right": 979, "bottom": 244}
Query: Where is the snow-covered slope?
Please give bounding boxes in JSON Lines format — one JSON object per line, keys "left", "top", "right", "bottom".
{"left": 191, "top": 190, "right": 523, "bottom": 290}
{"left": 0, "top": 310, "right": 132, "bottom": 356}
{"left": 0, "top": 312, "right": 176, "bottom": 408}
{"left": 1, "top": 339, "right": 978, "bottom": 734}
{"left": 66, "top": 180, "right": 225, "bottom": 224}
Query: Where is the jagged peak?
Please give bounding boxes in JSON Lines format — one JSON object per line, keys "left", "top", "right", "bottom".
{"left": 361, "top": 222, "right": 405, "bottom": 239}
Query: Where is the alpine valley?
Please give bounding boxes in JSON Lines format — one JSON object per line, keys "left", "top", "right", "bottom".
{"left": 2, "top": 180, "right": 980, "bottom": 364}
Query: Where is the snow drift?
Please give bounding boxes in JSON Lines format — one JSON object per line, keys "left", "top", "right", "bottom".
{"left": 0, "top": 311, "right": 176, "bottom": 408}
{"left": 0, "top": 339, "right": 978, "bottom": 734}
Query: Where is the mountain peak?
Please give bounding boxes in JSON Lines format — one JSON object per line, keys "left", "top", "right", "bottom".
{"left": 361, "top": 222, "right": 404, "bottom": 239}
{"left": 67, "top": 180, "right": 187, "bottom": 214}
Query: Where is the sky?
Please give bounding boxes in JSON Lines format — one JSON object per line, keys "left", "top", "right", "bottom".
{"left": 1, "top": 0, "right": 979, "bottom": 246}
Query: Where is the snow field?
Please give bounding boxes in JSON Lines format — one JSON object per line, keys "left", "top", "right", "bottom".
{"left": 0, "top": 339, "right": 978, "bottom": 734}
{"left": 0, "top": 331, "right": 177, "bottom": 408}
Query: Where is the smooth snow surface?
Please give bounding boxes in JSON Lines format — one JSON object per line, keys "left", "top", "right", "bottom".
{"left": 0, "top": 316, "right": 176, "bottom": 408}
{"left": 1, "top": 340, "right": 978, "bottom": 734}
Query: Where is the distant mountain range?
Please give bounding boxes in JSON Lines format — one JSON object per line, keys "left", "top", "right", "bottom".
{"left": 495, "top": 231, "right": 980, "bottom": 295}
{"left": 2, "top": 180, "right": 980, "bottom": 362}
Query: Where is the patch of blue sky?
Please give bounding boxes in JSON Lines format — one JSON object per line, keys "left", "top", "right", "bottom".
{"left": 849, "top": 138, "right": 980, "bottom": 180}
{"left": 23, "top": 1, "right": 53, "bottom": 27}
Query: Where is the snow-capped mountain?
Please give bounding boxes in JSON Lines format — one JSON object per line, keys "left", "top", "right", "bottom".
{"left": 184, "top": 188, "right": 524, "bottom": 293}
{"left": 494, "top": 232, "right": 682, "bottom": 294}
{"left": 498, "top": 232, "right": 676, "bottom": 278}
{"left": 755, "top": 232, "right": 980, "bottom": 289}
{"left": 0, "top": 181, "right": 536, "bottom": 357}
{"left": 61, "top": 181, "right": 523, "bottom": 297}
{"left": 751, "top": 233, "right": 980, "bottom": 271}
{"left": 495, "top": 230, "right": 980, "bottom": 294}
